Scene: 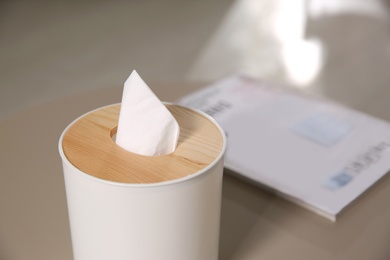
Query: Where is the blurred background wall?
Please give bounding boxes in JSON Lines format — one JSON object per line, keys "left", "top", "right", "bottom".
{"left": 1, "top": 0, "right": 390, "bottom": 120}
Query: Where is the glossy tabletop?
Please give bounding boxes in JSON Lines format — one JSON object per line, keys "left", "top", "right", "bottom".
{"left": 1, "top": 82, "right": 390, "bottom": 260}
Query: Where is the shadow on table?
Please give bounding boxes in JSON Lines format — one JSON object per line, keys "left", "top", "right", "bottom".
{"left": 219, "top": 166, "right": 390, "bottom": 259}
{"left": 219, "top": 169, "right": 276, "bottom": 259}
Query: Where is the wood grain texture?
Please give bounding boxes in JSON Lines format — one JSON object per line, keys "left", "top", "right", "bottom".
{"left": 62, "top": 104, "right": 224, "bottom": 183}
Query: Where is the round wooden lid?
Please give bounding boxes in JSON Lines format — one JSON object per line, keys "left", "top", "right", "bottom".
{"left": 61, "top": 104, "right": 225, "bottom": 184}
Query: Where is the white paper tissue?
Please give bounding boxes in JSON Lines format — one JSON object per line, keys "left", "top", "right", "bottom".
{"left": 116, "top": 70, "right": 180, "bottom": 156}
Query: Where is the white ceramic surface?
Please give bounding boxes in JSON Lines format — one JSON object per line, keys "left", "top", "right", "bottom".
{"left": 58, "top": 106, "right": 226, "bottom": 260}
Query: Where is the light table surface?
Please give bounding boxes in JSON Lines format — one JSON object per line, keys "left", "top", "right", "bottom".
{"left": 1, "top": 83, "right": 390, "bottom": 260}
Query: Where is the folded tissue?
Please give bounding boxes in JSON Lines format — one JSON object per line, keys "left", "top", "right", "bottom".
{"left": 116, "top": 70, "right": 180, "bottom": 156}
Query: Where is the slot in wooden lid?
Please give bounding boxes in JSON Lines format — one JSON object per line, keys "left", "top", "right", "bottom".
{"left": 61, "top": 104, "right": 224, "bottom": 184}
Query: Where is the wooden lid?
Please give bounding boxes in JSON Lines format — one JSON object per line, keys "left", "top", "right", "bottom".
{"left": 61, "top": 104, "right": 224, "bottom": 184}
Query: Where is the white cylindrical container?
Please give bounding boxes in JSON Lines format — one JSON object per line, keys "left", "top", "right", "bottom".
{"left": 59, "top": 104, "right": 226, "bottom": 260}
